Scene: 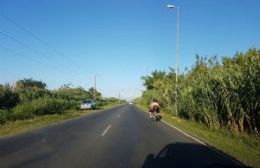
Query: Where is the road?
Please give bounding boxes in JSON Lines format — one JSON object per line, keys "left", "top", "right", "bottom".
{"left": 0, "top": 105, "right": 247, "bottom": 168}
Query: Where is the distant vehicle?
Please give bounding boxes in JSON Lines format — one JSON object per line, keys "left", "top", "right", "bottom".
{"left": 81, "top": 100, "right": 96, "bottom": 110}
{"left": 129, "top": 102, "right": 133, "bottom": 105}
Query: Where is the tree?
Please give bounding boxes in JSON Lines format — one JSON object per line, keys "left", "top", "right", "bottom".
{"left": 15, "top": 78, "right": 46, "bottom": 90}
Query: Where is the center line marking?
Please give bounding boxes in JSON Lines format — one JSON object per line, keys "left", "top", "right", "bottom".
{"left": 101, "top": 124, "right": 112, "bottom": 136}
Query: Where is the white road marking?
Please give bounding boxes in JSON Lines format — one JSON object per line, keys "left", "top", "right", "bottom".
{"left": 161, "top": 120, "right": 206, "bottom": 145}
{"left": 117, "top": 114, "right": 120, "bottom": 118}
{"left": 161, "top": 120, "right": 243, "bottom": 166}
{"left": 101, "top": 124, "right": 112, "bottom": 136}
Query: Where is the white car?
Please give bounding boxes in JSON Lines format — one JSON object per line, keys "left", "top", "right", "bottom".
{"left": 81, "top": 100, "right": 96, "bottom": 110}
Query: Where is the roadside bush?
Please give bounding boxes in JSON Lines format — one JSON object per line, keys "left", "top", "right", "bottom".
{"left": 0, "top": 78, "right": 121, "bottom": 123}
{"left": 0, "top": 85, "right": 20, "bottom": 109}
{"left": 0, "top": 110, "right": 7, "bottom": 124}
{"left": 12, "top": 98, "right": 72, "bottom": 120}
{"left": 0, "top": 110, "right": 14, "bottom": 124}
{"left": 18, "top": 88, "right": 51, "bottom": 102}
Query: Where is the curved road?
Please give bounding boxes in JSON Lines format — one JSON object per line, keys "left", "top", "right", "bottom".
{"left": 0, "top": 105, "right": 247, "bottom": 168}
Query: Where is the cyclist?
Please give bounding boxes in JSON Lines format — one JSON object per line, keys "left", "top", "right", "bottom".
{"left": 149, "top": 98, "right": 160, "bottom": 117}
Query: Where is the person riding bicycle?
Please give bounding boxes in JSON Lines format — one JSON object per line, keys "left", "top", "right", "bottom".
{"left": 149, "top": 98, "right": 160, "bottom": 117}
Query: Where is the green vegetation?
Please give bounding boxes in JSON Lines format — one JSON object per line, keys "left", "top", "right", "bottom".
{"left": 0, "top": 78, "right": 125, "bottom": 125}
{"left": 0, "top": 109, "right": 86, "bottom": 137}
{"left": 136, "top": 48, "right": 259, "bottom": 135}
{"left": 135, "top": 48, "right": 260, "bottom": 167}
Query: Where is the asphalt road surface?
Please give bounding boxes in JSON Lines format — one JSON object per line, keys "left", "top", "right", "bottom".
{"left": 0, "top": 105, "right": 248, "bottom": 168}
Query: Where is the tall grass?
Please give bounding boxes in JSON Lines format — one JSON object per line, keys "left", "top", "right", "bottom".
{"left": 136, "top": 48, "right": 260, "bottom": 135}
{"left": 0, "top": 98, "right": 76, "bottom": 123}
{"left": 12, "top": 98, "right": 74, "bottom": 120}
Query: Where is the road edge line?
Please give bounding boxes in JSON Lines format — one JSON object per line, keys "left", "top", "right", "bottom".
{"left": 161, "top": 120, "right": 206, "bottom": 145}
{"left": 161, "top": 119, "right": 247, "bottom": 167}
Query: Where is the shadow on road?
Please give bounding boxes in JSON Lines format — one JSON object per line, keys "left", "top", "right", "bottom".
{"left": 142, "top": 143, "right": 249, "bottom": 168}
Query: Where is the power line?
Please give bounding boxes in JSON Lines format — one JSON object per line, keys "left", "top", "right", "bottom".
{"left": 0, "top": 31, "right": 82, "bottom": 77}
{"left": 0, "top": 31, "right": 43, "bottom": 56}
{"left": 0, "top": 44, "right": 69, "bottom": 77}
{"left": 2, "top": 13, "right": 54, "bottom": 50}
{"left": 1, "top": 13, "right": 84, "bottom": 74}
{"left": 0, "top": 10, "right": 93, "bottom": 87}
{"left": 0, "top": 31, "right": 67, "bottom": 68}
{"left": 0, "top": 44, "right": 81, "bottom": 81}
{"left": 0, "top": 44, "right": 40, "bottom": 64}
{"left": 0, "top": 30, "right": 67, "bottom": 67}
{"left": 0, "top": 44, "right": 60, "bottom": 71}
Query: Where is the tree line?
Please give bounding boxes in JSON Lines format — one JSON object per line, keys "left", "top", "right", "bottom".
{"left": 0, "top": 79, "right": 124, "bottom": 124}
{"left": 135, "top": 48, "right": 259, "bottom": 135}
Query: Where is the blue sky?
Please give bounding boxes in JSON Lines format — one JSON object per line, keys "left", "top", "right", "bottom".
{"left": 1, "top": 0, "right": 260, "bottom": 99}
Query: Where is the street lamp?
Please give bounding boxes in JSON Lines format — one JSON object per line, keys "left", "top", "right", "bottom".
{"left": 167, "top": 4, "right": 179, "bottom": 116}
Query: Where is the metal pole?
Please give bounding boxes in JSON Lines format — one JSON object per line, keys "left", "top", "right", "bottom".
{"left": 94, "top": 75, "right": 96, "bottom": 100}
{"left": 166, "top": 4, "right": 179, "bottom": 116}
{"left": 175, "top": 7, "right": 179, "bottom": 117}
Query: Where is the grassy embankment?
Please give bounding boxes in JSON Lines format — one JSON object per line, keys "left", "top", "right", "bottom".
{"left": 0, "top": 103, "right": 123, "bottom": 137}
{"left": 135, "top": 104, "right": 260, "bottom": 168}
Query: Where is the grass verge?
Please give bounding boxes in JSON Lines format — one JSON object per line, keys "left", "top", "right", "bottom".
{"left": 135, "top": 104, "right": 260, "bottom": 168}
{"left": 0, "top": 103, "right": 123, "bottom": 138}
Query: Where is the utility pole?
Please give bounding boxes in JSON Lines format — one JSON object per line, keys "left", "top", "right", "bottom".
{"left": 176, "top": 6, "right": 179, "bottom": 117}
{"left": 93, "top": 75, "right": 96, "bottom": 100}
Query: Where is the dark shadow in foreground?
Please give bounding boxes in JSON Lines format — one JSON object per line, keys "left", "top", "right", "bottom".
{"left": 142, "top": 143, "right": 251, "bottom": 168}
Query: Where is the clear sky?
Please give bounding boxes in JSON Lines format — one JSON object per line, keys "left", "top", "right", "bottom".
{"left": 1, "top": 0, "right": 260, "bottom": 99}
